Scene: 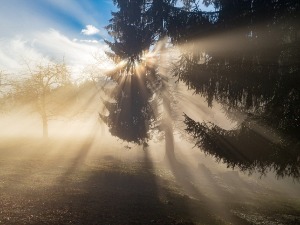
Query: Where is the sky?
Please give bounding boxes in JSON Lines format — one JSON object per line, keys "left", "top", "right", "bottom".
{"left": 0, "top": 0, "right": 116, "bottom": 78}
{"left": 0, "top": 0, "right": 213, "bottom": 79}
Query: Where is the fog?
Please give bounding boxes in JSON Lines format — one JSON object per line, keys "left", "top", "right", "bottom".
{"left": 1, "top": 84, "right": 299, "bottom": 191}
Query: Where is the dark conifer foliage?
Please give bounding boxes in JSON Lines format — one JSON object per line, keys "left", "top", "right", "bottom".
{"left": 101, "top": 0, "right": 162, "bottom": 144}
{"left": 102, "top": 0, "right": 299, "bottom": 176}
{"left": 184, "top": 114, "right": 300, "bottom": 179}
{"left": 100, "top": 71, "right": 158, "bottom": 144}
{"left": 174, "top": 0, "right": 300, "bottom": 126}
{"left": 174, "top": 1, "right": 300, "bottom": 178}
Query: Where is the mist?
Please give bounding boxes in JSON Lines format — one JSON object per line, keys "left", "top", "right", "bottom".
{"left": 1, "top": 0, "right": 300, "bottom": 224}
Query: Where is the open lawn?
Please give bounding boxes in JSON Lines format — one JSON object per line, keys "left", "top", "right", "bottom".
{"left": 0, "top": 138, "right": 299, "bottom": 225}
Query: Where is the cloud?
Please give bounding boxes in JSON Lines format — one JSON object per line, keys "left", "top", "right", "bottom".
{"left": 73, "top": 39, "right": 99, "bottom": 44}
{"left": 0, "top": 37, "right": 48, "bottom": 74}
{"left": 0, "top": 1, "right": 111, "bottom": 41}
{"left": 0, "top": 29, "right": 113, "bottom": 79}
{"left": 81, "top": 25, "right": 100, "bottom": 36}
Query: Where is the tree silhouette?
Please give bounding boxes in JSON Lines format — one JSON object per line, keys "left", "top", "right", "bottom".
{"left": 184, "top": 114, "right": 300, "bottom": 179}
{"left": 102, "top": 0, "right": 299, "bottom": 173}
{"left": 170, "top": 1, "right": 300, "bottom": 178}
{"left": 100, "top": 0, "right": 160, "bottom": 145}
{"left": 101, "top": 0, "right": 182, "bottom": 161}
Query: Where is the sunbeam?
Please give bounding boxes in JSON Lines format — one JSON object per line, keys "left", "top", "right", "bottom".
{"left": 1, "top": 0, "right": 299, "bottom": 224}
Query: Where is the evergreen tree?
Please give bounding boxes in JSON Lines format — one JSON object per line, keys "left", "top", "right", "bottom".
{"left": 100, "top": 0, "right": 160, "bottom": 145}
{"left": 172, "top": 0, "right": 300, "bottom": 136}
{"left": 171, "top": 0, "right": 300, "bottom": 178}
{"left": 101, "top": 0, "right": 181, "bottom": 160}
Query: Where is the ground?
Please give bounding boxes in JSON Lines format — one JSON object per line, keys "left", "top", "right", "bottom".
{"left": 0, "top": 137, "right": 299, "bottom": 225}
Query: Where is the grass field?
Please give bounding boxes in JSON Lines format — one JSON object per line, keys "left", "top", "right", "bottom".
{"left": 0, "top": 137, "right": 299, "bottom": 225}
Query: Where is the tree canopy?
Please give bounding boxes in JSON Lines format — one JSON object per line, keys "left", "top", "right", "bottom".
{"left": 102, "top": 0, "right": 299, "bottom": 176}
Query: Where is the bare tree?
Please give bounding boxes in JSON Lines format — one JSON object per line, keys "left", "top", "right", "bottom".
{"left": 0, "top": 70, "right": 14, "bottom": 112}
{"left": 0, "top": 70, "right": 10, "bottom": 94}
{"left": 12, "top": 60, "right": 70, "bottom": 138}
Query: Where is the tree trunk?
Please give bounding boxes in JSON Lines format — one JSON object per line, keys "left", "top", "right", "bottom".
{"left": 162, "top": 82, "right": 176, "bottom": 163}
{"left": 164, "top": 120, "right": 175, "bottom": 162}
{"left": 41, "top": 92, "right": 48, "bottom": 139}
{"left": 42, "top": 114, "right": 48, "bottom": 139}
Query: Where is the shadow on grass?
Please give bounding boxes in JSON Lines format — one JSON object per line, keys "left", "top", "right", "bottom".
{"left": 0, "top": 141, "right": 224, "bottom": 225}
{"left": 51, "top": 150, "right": 207, "bottom": 225}
{"left": 165, "top": 152, "right": 252, "bottom": 225}
{"left": 1, "top": 138, "right": 300, "bottom": 224}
